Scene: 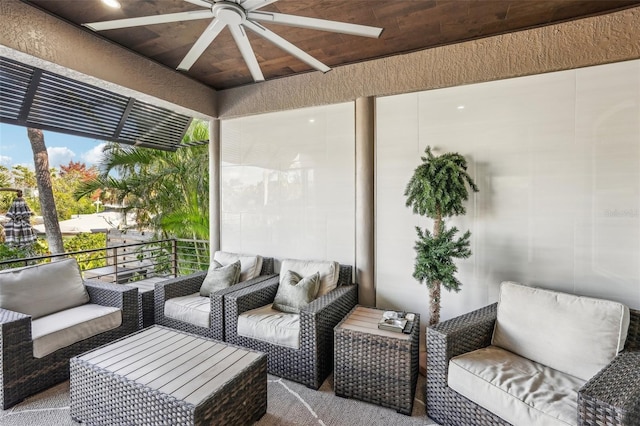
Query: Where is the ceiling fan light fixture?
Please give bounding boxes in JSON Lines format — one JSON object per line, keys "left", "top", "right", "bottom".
{"left": 101, "top": 0, "right": 121, "bottom": 9}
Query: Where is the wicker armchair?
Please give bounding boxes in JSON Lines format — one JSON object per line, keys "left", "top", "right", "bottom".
{"left": 0, "top": 280, "right": 138, "bottom": 409}
{"left": 426, "top": 303, "right": 640, "bottom": 426}
{"left": 154, "top": 257, "right": 275, "bottom": 341}
{"left": 224, "top": 265, "right": 357, "bottom": 389}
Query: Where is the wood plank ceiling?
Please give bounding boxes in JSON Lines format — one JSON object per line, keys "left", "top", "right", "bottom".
{"left": 24, "top": 0, "right": 640, "bottom": 90}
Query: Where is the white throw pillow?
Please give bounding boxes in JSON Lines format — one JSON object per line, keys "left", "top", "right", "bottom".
{"left": 199, "top": 260, "right": 241, "bottom": 296}
{"left": 492, "top": 281, "right": 630, "bottom": 381}
{"left": 279, "top": 259, "right": 340, "bottom": 297}
{"left": 213, "top": 251, "right": 263, "bottom": 281}
{"left": 273, "top": 270, "right": 320, "bottom": 313}
{"left": 0, "top": 258, "right": 90, "bottom": 319}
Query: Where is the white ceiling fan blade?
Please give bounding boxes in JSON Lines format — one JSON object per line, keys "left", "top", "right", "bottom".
{"left": 177, "top": 19, "right": 227, "bottom": 71}
{"left": 243, "top": 20, "right": 330, "bottom": 73}
{"left": 229, "top": 24, "right": 265, "bottom": 82}
{"left": 248, "top": 11, "right": 383, "bottom": 38}
{"left": 84, "top": 10, "right": 214, "bottom": 31}
{"left": 183, "top": 0, "right": 212, "bottom": 7}
{"left": 241, "top": 0, "right": 279, "bottom": 12}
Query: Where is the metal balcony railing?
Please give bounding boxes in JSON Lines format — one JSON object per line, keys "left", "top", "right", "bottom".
{"left": 0, "top": 238, "right": 211, "bottom": 284}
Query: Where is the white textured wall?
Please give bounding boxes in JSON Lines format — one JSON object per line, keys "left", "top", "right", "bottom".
{"left": 376, "top": 60, "right": 640, "bottom": 334}
{"left": 220, "top": 103, "right": 355, "bottom": 269}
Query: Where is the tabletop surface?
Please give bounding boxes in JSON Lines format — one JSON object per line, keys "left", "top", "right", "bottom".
{"left": 76, "top": 326, "right": 262, "bottom": 405}
{"left": 338, "top": 306, "right": 413, "bottom": 341}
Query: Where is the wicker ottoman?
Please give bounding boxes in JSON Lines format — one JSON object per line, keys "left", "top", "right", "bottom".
{"left": 70, "top": 326, "right": 267, "bottom": 425}
{"left": 334, "top": 305, "right": 420, "bottom": 415}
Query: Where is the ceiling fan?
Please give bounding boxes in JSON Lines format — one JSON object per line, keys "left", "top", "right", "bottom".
{"left": 84, "top": 0, "right": 384, "bottom": 83}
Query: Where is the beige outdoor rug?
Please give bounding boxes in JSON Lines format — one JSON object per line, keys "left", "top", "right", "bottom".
{"left": 0, "top": 374, "right": 436, "bottom": 425}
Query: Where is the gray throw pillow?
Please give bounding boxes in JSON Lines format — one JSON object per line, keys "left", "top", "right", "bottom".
{"left": 199, "top": 260, "right": 241, "bottom": 297}
{"left": 273, "top": 270, "right": 320, "bottom": 314}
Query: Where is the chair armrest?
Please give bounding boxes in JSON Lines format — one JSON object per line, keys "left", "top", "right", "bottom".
{"left": 212, "top": 274, "right": 278, "bottom": 299}
{"left": 224, "top": 276, "right": 280, "bottom": 339}
{"left": 210, "top": 274, "right": 278, "bottom": 322}
{"left": 300, "top": 283, "right": 358, "bottom": 347}
{"left": 225, "top": 276, "right": 280, "bottom": 314}
{"left": 300, "top": 284, "right": 358, "bottom": 328}
{"left": 84, "top": 279, "right": 139, "bottom": 328}
{"left": 578, "top": 351, "right": 640, "bottom": 425}
{"left": 155, "top": 271, "right": 207, "bottom": 302}
{"left": 0, "top": 308, "right": 33, "bottom": 386}
{"left": 0, "top": 307, "right": 32, "bottom": 341}
{"left": 427, "top": 303, "right": 497, "bottom": 388}
{"left": 428, "top": 303, "right": 497, "bottom": 358}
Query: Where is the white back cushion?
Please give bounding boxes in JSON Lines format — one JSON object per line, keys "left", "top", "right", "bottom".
{"left": 279, "top": 259, "right": 340, "bottom": 297}
{"left": 492, "top": 281, "right": 630, "bottom": 381}
{"left": 0, "top": 258, "right": 90, "bottom": 319}
{"left": 213, "top": 251, "right": 263, "bottom": 282}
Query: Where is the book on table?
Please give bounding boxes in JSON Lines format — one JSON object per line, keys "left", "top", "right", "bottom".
{"left": 378, "top": 311, "right": 415, "bottom": 333}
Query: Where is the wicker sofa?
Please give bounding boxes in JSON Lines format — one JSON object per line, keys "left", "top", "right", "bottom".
{"left": 224, "top": 260, "right": 357, "bottom": 389}
{"left": 427, "top": 281, "right": 640, "bottom": 426}
{"left": 154, "top": 253, "right": 275, "bottom": 341}
{"left": 0, "top": 259, "right": 138, "bottom": 409}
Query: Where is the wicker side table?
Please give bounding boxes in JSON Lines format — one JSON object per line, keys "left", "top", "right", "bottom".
{"left": 334, "top": 305, "right": 420, "bottom": 415}
{"left": 70, "top": 325, "right": 267, "bottom": 425}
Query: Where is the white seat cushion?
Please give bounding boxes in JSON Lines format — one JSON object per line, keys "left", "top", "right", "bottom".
{"left": 280, "top": 259, "right": 340, "bottom": 297}
{"left": 164, "top": 293, "right": 210, "bottom": 328}
{"left": 492, "top": 281, "right": 630, "bottom": 381}
{"left": 449, "top": 345, "right": 586, "bottom": 426}
{"left": 237, "top": 304, "right": 300, "bottom": 349}
{"left": 31, "top": 304, "right": 122, "bottom": 358}
{"left": 214, "top": 251, "right": 263, "bottom": 282}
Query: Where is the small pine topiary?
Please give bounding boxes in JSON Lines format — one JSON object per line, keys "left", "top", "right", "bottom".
{"left": 404, "top": 146, "right": 478, "bottom": 325}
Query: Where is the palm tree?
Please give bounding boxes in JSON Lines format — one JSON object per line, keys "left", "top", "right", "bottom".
{"left": 27, "top": 128, "right": 64, "bottom": 254}
{"left": 404, "top": 146, "right": 478, "bottom": 325}
{"left": 77, "top": 120, "right": 210, "bottom": 240}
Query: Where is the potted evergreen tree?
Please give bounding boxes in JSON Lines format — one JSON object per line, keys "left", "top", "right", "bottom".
{"left": 404, "top": 146, "right": 479, "bottom": 325}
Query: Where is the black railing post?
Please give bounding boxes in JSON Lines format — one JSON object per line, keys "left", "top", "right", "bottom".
{"left": 172, "top": 239, "right": 178, "bottom": 277}
{"left": 113, "top": 245, "right": 119, "bottom": 284}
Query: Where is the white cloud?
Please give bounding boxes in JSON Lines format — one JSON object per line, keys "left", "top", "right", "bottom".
{"left": 47, "top": 146, "right": 75, "bottom": 168}
{"left": 0, "top": 155, "right": 11, "bottom": 166}
{"left": 81, "top": 142, "right": 107, "bottom": 165}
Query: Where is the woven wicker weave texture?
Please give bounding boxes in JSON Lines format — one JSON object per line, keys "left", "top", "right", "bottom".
{"left": 0, "top": 280, "right": 139, "bottom": 409}
{"left": 154, "top": 257, "right": 275, "bottom": 340}
{"left": 70, "top": 326, "right": 267, "bottom": 426}
{"left": 334, "top": 305, "right": 420, "bottom": 415}
{"left": 225, "top": 265, "right": 357, "bottom": 389}
{"left": 426, "top": 303, "right": 640, "bottom": 426}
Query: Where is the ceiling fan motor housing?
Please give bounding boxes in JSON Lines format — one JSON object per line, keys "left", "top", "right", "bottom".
{"left": 212, "top": 2, "right": 246, "bottom": 24}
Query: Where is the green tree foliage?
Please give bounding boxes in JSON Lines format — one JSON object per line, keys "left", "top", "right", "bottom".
{"left": 0, "top": 239, "right": 47, "bottom": 270}
{"left": 52, "top": 167, "right": 97, "bottom": 219}
{"left": 404, "top": 146, "right": 478, "bottom": 325}
{"left": 0, "top": 166, "right": 14, "bottom": 212}
{"left": 76, "top": 120, "right": 210, "bottom": 240}
{"left": 62, "top": 233, "right": 108, "bottom": 270}
{"left": 11, "top": 165, "right": 36, "bottom": 189}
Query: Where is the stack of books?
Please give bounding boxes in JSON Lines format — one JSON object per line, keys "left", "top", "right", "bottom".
{"left": 378, "top": 311, "right": 415, "bottom": 333}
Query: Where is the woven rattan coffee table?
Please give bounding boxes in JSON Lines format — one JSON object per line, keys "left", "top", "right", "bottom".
{"left": 70, "top": 325, "right": 267, "bottom": 425}
{"left": 334, "top": 305, "right": 420, "bottom": 415}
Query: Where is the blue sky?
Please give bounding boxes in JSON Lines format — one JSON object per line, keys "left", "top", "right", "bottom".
{"left": 0, "top": 123, "right": 106, "bottom": 169}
